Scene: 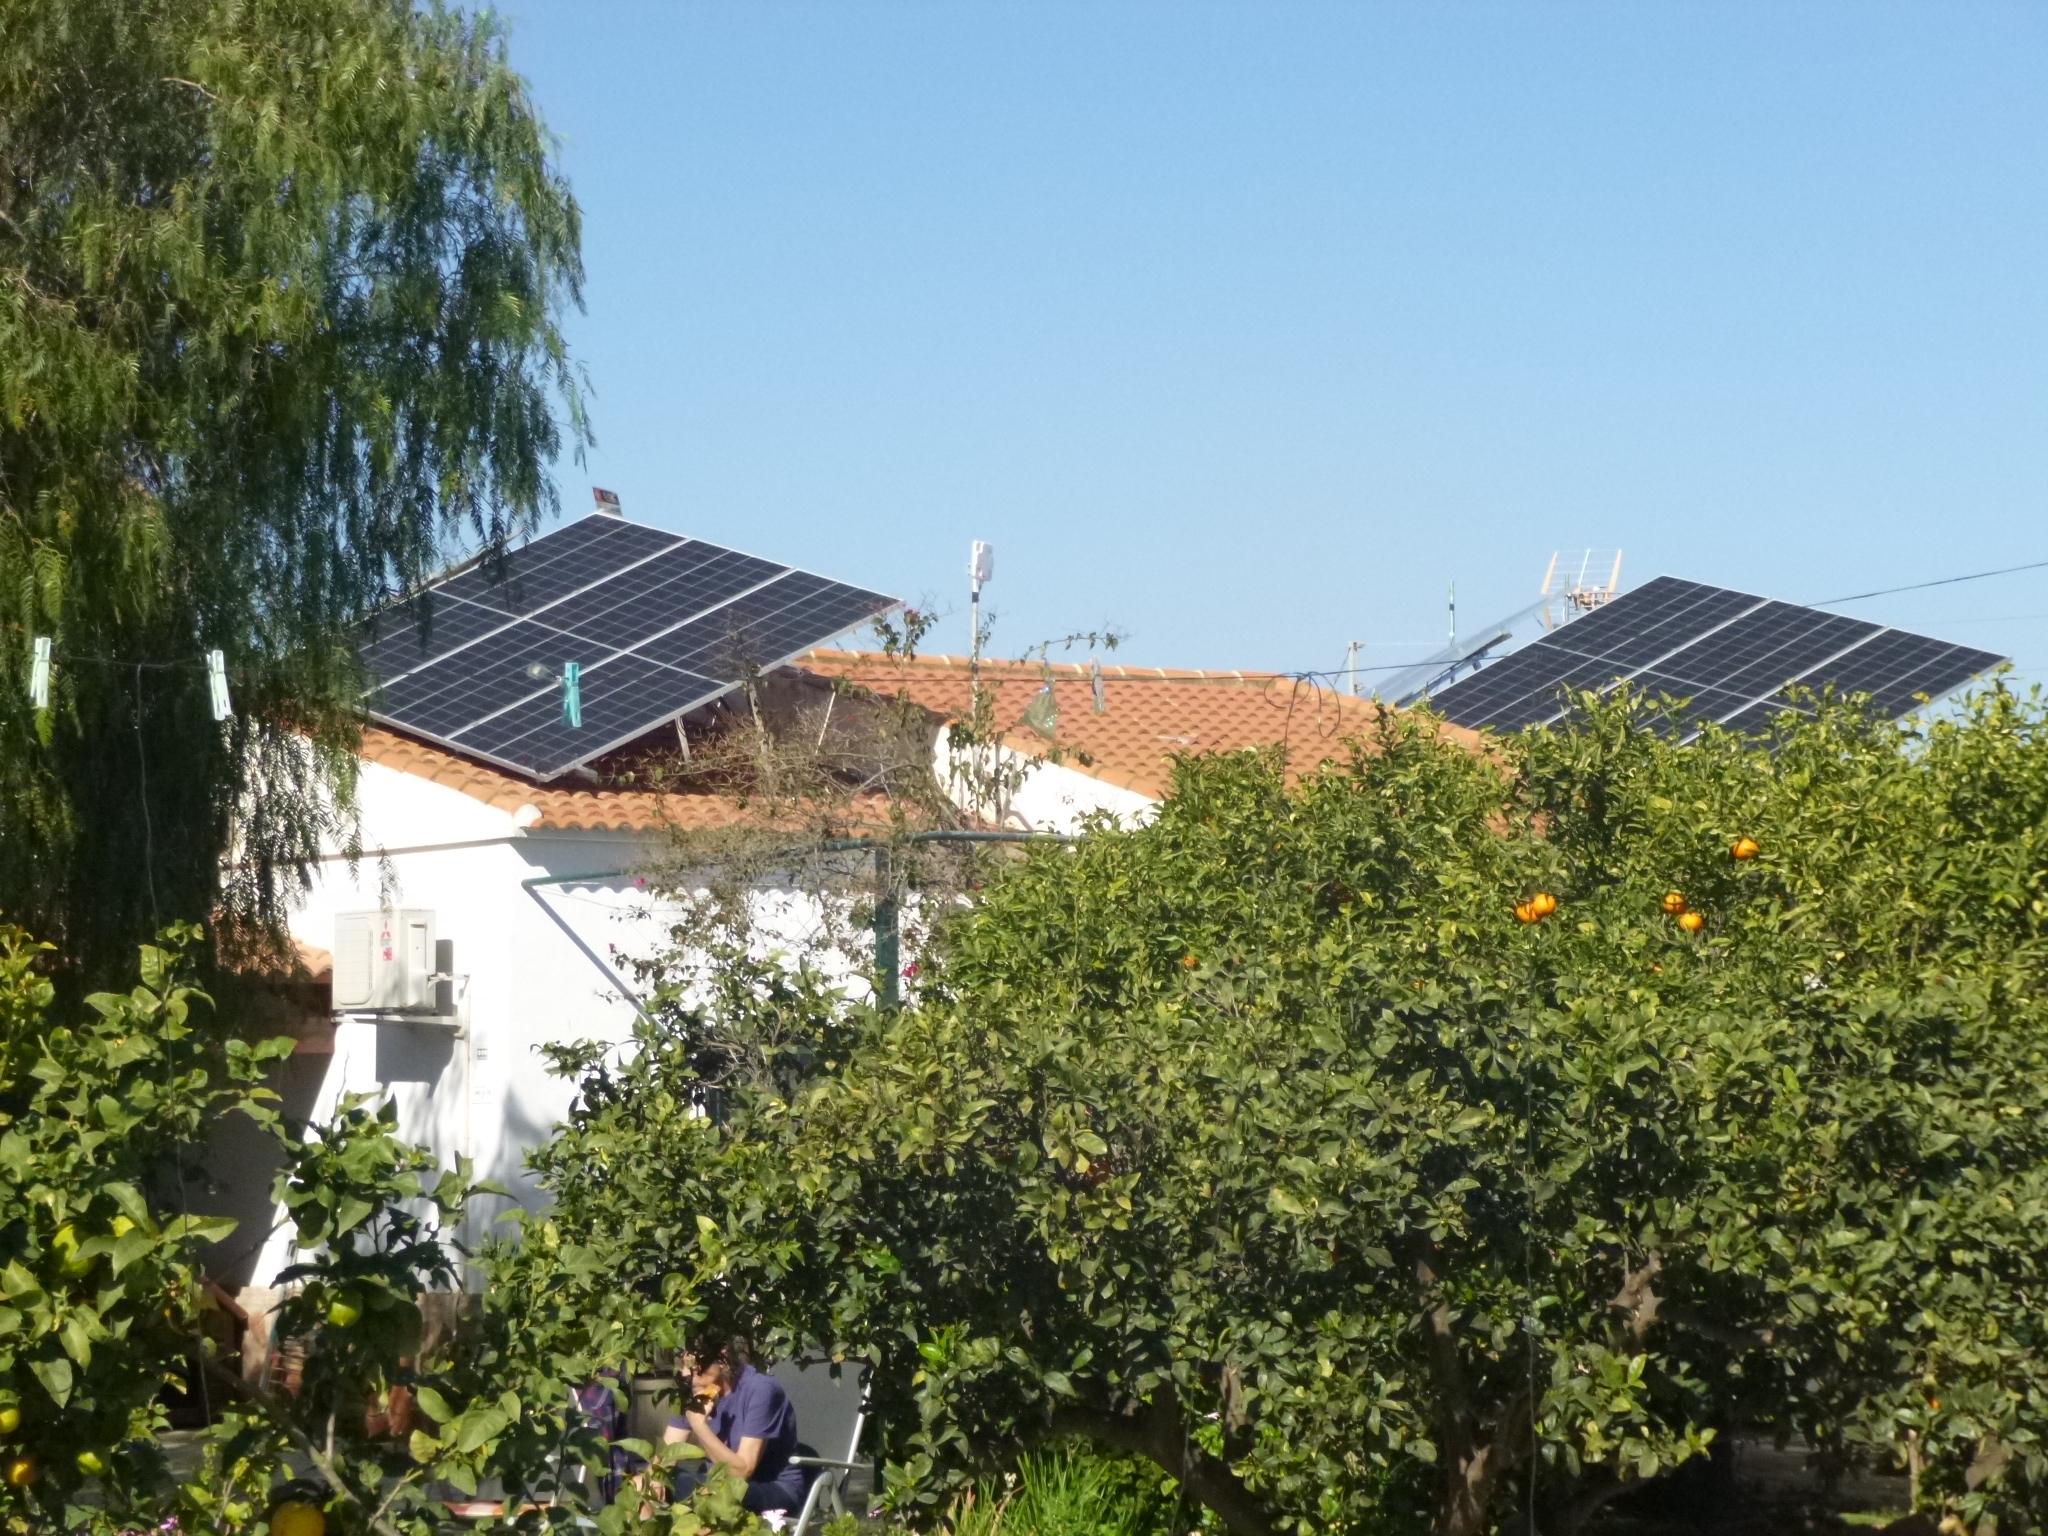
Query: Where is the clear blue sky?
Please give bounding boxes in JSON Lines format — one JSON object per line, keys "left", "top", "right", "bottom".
{"left": 494, "top": 1, "right": 2048, "bottom": 687}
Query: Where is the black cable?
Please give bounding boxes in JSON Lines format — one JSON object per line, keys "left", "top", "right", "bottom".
{"left": 132, "top": 664, "right": 160, "bottom": 931}
{"left": 1814, "top": 557, "right": 2048, "bottom": 606}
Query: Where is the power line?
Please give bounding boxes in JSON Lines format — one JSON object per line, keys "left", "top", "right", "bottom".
{"left": 1815, "top": 557, "right": 2048, "bottom": 606}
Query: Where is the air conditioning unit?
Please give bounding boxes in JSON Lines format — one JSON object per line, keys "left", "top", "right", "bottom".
{"left": 332, "top": 909, "right": 439, "bottom": 1013}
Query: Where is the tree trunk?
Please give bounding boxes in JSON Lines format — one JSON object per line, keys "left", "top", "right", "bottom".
{"left": 1412, "top": 1245, "right": 1531, "bottom": 1536}
{"left": 1050, "top": 1385, "right": 1279, "bottom": 1536}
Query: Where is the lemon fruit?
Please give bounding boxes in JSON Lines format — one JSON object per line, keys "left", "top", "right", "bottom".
{"left": 74, "top": 1451, "right": 102, "bottom": 1475}
{"left": 325, "top": 1299, "right": 361, "bottom": 1329}
{"left": 0, "top": 1407, "right": 20, "bottom": 1436}
{"left": 50, "top": 1225, "right": 91, "bottom": 1277}
{"left": 3, "top": 1457, "right": 31, "bottom": 1487}
{"left": 270, "top": 1501, "right": 326, "bottom": 1536}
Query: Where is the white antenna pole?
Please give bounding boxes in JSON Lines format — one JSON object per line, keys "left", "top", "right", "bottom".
{"left": 968, "top": 540, "right": 994, "bottom": 818}
{"left": 1449, "top": 582, "right": 1457, "bottom": 650}
{"left": 1608, "top": 549, "right": 1624, "bottom": 597}
{"left": 969, "top": 541, "right": 993, "bottom": 687}
{"left": 1346, "top": 640, "right": 1361, "bottom": 697}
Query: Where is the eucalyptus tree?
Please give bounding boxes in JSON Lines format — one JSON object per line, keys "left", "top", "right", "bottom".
{"left": 532, "top": 688, "right": 2048, "bottom": 1536}
{"left": 0, "top": 0, "right": 584, "bottom": 977}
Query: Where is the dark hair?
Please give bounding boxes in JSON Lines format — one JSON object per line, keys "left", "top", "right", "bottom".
{"left": 691, "top": 1334, "right": 753, "bottom": 1369}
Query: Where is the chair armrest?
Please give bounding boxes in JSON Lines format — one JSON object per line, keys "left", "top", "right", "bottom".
{"left": 788, "top": 1457, "right": 866, "bottom": 1470}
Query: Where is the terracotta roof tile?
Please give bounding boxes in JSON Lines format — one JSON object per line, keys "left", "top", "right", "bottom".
{"left": 800, "top": 651, "right": 1477, "bottom": 800}
{"left": 358, "top": 728, "right": 747, "bottom": 833}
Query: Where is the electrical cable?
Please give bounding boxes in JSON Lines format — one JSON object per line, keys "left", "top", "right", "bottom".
{"left": 133, "top": 664, "right": 160, "bottom": 931}
{"left": 1813, "top": 557, "right": 2048, "bottom": 606}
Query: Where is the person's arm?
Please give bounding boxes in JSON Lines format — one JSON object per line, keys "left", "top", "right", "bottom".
{"left": 680, "top": 1412, "right": 764, "bottom": 1478}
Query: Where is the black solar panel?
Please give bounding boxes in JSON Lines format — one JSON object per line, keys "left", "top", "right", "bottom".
{"left": 362, "top": 515, "right": 899, "bottom": 779}
{"left": 1428, "top": 575, "right": 2004, "bottom": 738}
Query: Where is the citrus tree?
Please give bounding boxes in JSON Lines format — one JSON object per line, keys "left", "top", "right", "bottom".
{"left": 531, "top": 687, "right": 2048, "bottom": 1536}
{"left": 0, "top": 924, "right": 629, "bottom": 1535}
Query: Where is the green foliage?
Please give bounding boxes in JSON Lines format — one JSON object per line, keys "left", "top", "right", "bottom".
{"left": 0, "top": 924, "right": 287, "bottom": 1527}
{"left": 0, "top": 0, "right": 585, "bottom": 976}
{"left": 0, "top": 924, "right": 620, "bottom": 1534}
{"left": 945, "top": 1445, "right": 1175, "bottom": 1536}
{"left": 531, "top": 686, "right": 2048, "bottom": 1536}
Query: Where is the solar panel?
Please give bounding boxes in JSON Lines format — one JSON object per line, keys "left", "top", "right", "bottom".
{"left": 1427, "top": 575, "right": 2004, "bottom": 738}
{"left": 363, "top": 515, "right": 899, "bottom": 779}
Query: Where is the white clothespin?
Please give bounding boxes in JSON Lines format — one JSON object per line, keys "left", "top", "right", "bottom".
{"left": 206, "top": 649, "right": 232, "bottom": 721}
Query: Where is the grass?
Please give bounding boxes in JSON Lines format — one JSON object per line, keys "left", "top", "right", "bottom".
{"left": 944, "top": 1445, "right": 1178, "bottom": 1536}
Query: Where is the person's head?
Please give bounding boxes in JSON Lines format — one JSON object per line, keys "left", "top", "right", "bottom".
{"left": 686, "top": 1334, "right": 752, "bottom": 1394}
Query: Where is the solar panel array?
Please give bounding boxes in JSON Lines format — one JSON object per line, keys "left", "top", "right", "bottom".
{"left": 1428, "top": 575, "right": 2004, "bottom": 737}
{"left": 364, "top": 515, "right": 898, "bottom": 779}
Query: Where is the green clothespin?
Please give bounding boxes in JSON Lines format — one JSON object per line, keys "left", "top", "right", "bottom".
{"left": 562, "top": 661, "right": 582, "bottom": 728}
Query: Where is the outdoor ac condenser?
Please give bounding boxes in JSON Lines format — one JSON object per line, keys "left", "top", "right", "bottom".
{"left": 332, "top": 909, "right": 438, "bottom": 1012}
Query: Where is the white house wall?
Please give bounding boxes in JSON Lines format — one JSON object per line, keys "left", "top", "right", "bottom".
{"left": 247, "top": 760, "right": 664, "bottom": 1289}
{"left": 236, "top": 757, "right": 863, "bottom": 1299}
{"left": 936, "top": 736, "right": 1156, "bottom": 833}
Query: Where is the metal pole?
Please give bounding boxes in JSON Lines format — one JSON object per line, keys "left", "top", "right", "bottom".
{"left": 873, "top": 845, "right": 900, "bottom": 1010}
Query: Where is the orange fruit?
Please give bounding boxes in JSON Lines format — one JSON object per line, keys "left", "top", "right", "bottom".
{"left": 1531, "top": 892, "right": 1558, "bottom": 917}
{"left": 1677, "top": 911, "right": 1704, "bottom": 933}
{"left": 1514, "top": 902, "right": 1536, "bottom": 923}
{"left": 3, "top": 1456, "right": 31, "bottom": 1487}
{"left": 1181, "top": 954, "right": 1198, "bottom": 970}
{"left": 1661, "top": 892, "right": 1687, "bottom": 914}
{"left": 1731, "top": 836, "right": 1760, "bottom": 860}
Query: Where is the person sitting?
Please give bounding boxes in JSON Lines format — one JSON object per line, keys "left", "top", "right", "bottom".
{"left": 665, "top": 1335, "right": 808, "bottom": 1516}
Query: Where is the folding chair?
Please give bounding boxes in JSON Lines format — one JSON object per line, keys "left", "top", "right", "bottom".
{"left": 771, "top": 1358, "right": 871, "bottom": 1536}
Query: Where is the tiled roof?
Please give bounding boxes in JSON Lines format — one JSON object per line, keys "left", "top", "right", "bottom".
{"left": 358, "top": 728, "right": 743, "bottom": 833}
{"left": 800, "top": 651, "right": 1477, "bottom": 801}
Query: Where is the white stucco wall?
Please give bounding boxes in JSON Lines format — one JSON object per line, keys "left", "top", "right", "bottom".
{"left": 232, "top": 737, "right": 1158, "bottom": 1302}
{"left": 248, "top": 759, "right": 666, "bottom": 1287}
{"left": 936, "top": 738, "right": 1156, "bottom": 834}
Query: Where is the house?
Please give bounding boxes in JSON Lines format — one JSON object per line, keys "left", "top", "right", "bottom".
{"left": 211, "top": 513, "right": 1416, "bottom": 1350}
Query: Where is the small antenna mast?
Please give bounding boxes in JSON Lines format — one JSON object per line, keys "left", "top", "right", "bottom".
{"left": 1449, "top": 582, "right": 1457, "bottom": 650}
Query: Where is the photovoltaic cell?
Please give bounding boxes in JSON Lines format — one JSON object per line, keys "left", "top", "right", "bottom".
{"left": 1428, "top": 575, "right": 2004, "bottom": 738}
{"left": 363, "top": 514, "right": 899, "bottom": 779}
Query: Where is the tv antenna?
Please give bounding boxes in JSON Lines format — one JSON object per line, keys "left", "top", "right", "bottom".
{"left": 1539, "top": 550, "right": 1623, "bottom": 632}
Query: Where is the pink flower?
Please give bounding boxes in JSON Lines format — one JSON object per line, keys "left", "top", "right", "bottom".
{"left": 902, "top": 962, "right": 921, "bottom": 979}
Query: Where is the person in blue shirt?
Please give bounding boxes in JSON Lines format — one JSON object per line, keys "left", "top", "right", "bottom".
{"left": 665, "top": 1336, "right": 807, "bottom": 1515}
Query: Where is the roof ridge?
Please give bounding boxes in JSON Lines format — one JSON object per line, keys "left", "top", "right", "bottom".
{"left": 802, "top": 648, "right": 1324, "bottom": 685}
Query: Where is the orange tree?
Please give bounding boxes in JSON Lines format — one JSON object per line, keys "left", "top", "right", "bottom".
{"left": 531, "top": 688, "right": 2048, "bottom": 1536}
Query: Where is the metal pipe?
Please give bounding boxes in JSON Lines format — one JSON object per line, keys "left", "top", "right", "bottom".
{"left": 520, "top": 872, "right": 656, "bottom": 1026}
